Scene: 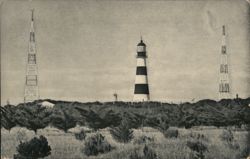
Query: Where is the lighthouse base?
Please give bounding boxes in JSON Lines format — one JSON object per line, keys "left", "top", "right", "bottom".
{"left": 133, "top": 94, "right": 149, "bottom": 102}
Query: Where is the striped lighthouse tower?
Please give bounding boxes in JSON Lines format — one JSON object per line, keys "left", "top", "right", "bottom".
{"left": 133, "top": 37, "right": 150, "bottom": 102}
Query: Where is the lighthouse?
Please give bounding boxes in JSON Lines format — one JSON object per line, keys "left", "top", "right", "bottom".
{"left": 133, "top": 37, "right": 150, "bottom": 102}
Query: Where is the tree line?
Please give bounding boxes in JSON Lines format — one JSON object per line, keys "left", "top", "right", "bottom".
{"left": 1, "top": 98, "right": 250, "bottom": 133}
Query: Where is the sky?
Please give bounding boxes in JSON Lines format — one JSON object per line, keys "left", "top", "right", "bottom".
{"left": 1, "top": 0, "right": 250, "bottom": 105}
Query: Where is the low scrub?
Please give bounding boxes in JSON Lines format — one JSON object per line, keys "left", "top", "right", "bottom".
{"left": 134, "top": 135, "right": 154, "bottom": 144}
{"left": 189, "top": 133, "right": 209, "bottom": 142}
{"left": 187, "top": 140, "right": 207, "bottom": 159}
{"left": 84, "top": 133, "right": 113, "bottom": 156}
{"left": 2, "top": 98, "right": 250, "bottom": 131}
{"left": 110, "top": 119, "right": 134, "bottom": 143}
{"left": 74, "top": 130, "right": 86, "bottom": 141}
{"left": 143, "top": 145, "right": 158, "bottom": 159}
{"left": 14, "top": 135, "right": 51, "bottom": 159}
{"left": 220, "top": 129, "right": 240, "bottom": 150}
{"left": 220, "top": 129, "right": 234, "bottom": 143}
{"left": 129, "top": 145, "right": 159, "bottom": 159}
{"left": 129, "top": 149, "right": 143, "bottom": 159}
{"left": 162, "top": 129, "right": 179, "bottom": 138}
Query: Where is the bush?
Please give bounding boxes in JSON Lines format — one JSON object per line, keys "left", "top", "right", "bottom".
{"left": 1, "top": 113, "right": 16, "bottom": 131}
{"left": 189, "top": 133, "right": 209, "bottom": 142}
{"left": 228, "top": 141, "right": 240, "bottom": 150}
{"left": 157, "top": 117, "right": 169, "bottom": 132}
{"left": 220, "top": 129, "right": 234, "bottom": 143}
{"left": 15, "top": 106, "right": 52, "bottom": 134}
{"left": 236, "top": 147, "right": 250, "bottom": 158}
{"left": 162, "top": 129, "right": 178, "bottom": 138}
{"left": 51, "top": 109, "right": 76, "bottom": 133}
{"left": 187, "top": 140, "right": 207, "bottom": 159}
{"left": 74, "top": 130, "right": 86, "bottom": 141}
{"left": 143, "top": 145, "right": 158, "bottom": 159}
{"left": 14, "top": 135, "right": 51, "bottom": 159}
{"left": 220, "top": 129, "right": 240, "bottom": 150}
{"left": 129, "top": 149, "right": 143, "bottom": 159}
{"left": 130, "top": 145, "right": 158, "bottom": 159}
{"left": 84, "top": 133, "right": 113, "bottom": 156}
{"left": 134, "top": 136, "right": 154, "bottom": 144}
{"left": 110, "top": 119, "right": 134, "bottom": 143}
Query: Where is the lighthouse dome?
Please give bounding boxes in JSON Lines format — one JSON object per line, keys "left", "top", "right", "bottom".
{"left": 137, "top": 40, "right": 146, "bottom": 46}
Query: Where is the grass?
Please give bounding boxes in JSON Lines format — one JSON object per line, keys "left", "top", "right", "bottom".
{"left": 1, "top": 126, "right": 249, "bottom": 159}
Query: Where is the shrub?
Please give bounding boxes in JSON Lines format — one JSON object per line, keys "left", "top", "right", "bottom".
{"left": 220, "top": 129, "right": 234, "bottom": 143}
{"left": 84, "top": 133, "right": 113, "bottom": 156}
{"left": 143, "top": 145, "right": 158, "bottom": 159}
{"left": 129, "top": 149, "right": 143, "bottom": 159}
{"left": 220, "top": 129, "right": 240, "bottom": 150}
{"left": 110, "top": 119, "right": 134, "bottom": 143}
{"left": 134, "top": 136, "right": 154, "bottom": 144}
{"left": 1, "top": 113, "right": 16, "bottom": 131}
{"left": 236, "top": 147, "right": 250, "bottom": 158}
{"left": 187, "top": 140, "right": 207, "bottom": 159}
{"left": 51, "top": 109, "right": 76, "bottom": 133}
{"left": 162, "top": 129, "right": 178, "bottom": 138}
{"left": 129, "top": 145, "right": 159, "bottom": 159}
{"left": 228, "top": 141, "right": 240, "bottom": 150}
{"left": 157, "top": 118, "right": 169, "bottom": 132}
{"left": 189, "top": 133, "right": 209, "bottom": 142}
{"left": 14, "top": 135, "right": 51, "bottom": 159}
{"left": 15, "top": 106, "right": 52, "bottom": 134}
{"left": 74, "top": 130, "right": 86, "bottom": 141}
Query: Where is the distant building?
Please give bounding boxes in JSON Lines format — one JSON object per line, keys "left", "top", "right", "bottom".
{"left": 39, "top": 101, "right": 55, "bottom": 108}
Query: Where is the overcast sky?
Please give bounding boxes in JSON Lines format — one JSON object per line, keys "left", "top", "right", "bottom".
{"left": 1, "top": 0, "right": 250, "bottom": 105}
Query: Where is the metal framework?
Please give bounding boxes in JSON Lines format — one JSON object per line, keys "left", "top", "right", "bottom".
{"left": 24, "top": 9, "right": 39, "bottom": 103}
{"left": 219, "top": 25, "right": 231, "bottom": 100}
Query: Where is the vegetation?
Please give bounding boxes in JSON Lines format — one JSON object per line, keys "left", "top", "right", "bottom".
{"left": 1, "top": 98, "right": 250, "bottom": 132}
{"left": 129, "top": 148, "right": 143, "bottom": 159}
{"left": 14, "top": 135, "right": 51, "bottom": 159}
{"left": 110, "top": 119, "right": 134, "bottom": 143}
{"left": 220, "top": 129, "right": 234, "bottom": 143}
{"left": 1, "top": 105, "right": 17, "bottom": 131}
{"left": 51, "top": 108, "right": 76, "bottom": 133}
{"left": 1, "top": 98, "right": 250, "bottom": 159}
{"left": 143, "top": 145, "right": 158, "bottom": 159}
{"left": 1, "top": 126, "right": 248, "bottom": 159}
{"left": 162, "top": 129, "right": 179, "bottom": 138}
{"left": 243, "top": 124, "right": 250, "bottom": 157}
{"left": 74, "top": 130, "right": 86, "bottom": 141}
{"left": 134, "top": 135, "right": 154, "bottom": 144}
{"left": 129, "top": 145, "right": 158, "bottom": 159}
{"left": 84, "top": 133, "right": 113, "bottom": 156}
{"left": 187, "top": 140, "right": 207, "bottom": 159}
{"left": 11, "top": 105, "right": 52, "bottom": 133}
{"left": 220, "top": 129, "right": 240, "bottom": 150}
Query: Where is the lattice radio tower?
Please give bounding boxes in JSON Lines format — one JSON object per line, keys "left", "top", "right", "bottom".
{"left": 24, "top": 9, "right": 39, "bottom": 103}
{"left": 219, "top": 25, "right": 231, "bottom": 100}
